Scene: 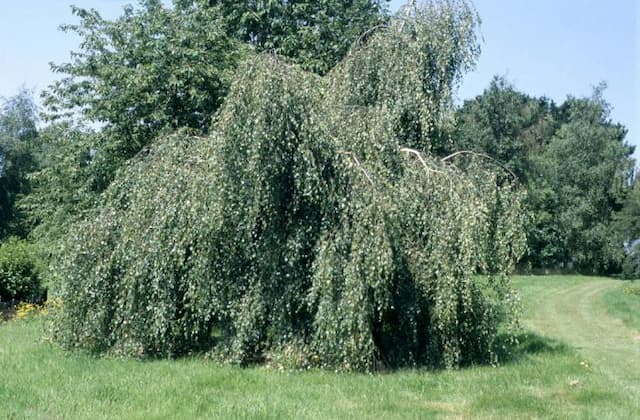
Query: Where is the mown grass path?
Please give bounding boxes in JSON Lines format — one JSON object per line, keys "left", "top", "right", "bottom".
{"left": 515, "top": 276, "right": 640, "bottom": 404}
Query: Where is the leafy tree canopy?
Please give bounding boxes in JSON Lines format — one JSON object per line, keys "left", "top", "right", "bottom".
{"left": 455, "top": 76, "right": 557, "bottom": 180}
{"left": 0, "top": 89, "right": 40, "bottom": 239}
{"left": 206, "top": 0, "right": 390, "bottom": 75}
{"left": 534, "top": 87, "right": 633, "bottom": 273}
{"left": 17, "top": 123, "right": 101, "bottom": 248}
{"left": 615, "top": 178, "right": 640, "bottom": 244}
{"left": 30, "top": 0, "right": 245, "bottom": 245}
{"left": 454, "top": 80, "right": 634, "bottom": 273}
{"left": 37, "top": 0, "right": 390, "bottom": 224}
{"left": 43, "top": 0, "right": 246, "bottom": 191}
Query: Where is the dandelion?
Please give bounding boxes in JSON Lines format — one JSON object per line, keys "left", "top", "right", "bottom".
{"left": 15, "top": 302, "right": 38, "bottom": 320}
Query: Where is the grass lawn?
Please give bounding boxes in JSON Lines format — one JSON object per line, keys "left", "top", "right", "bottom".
{"left": 601, "top": 280, "right": 640, "bottom": 332}
{"left": 1, "top": 275, "right": 639, "bottom": 419}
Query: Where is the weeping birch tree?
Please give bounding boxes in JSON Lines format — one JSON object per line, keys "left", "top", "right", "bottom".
{"left": 53, "top": 0, "right": 526, "bottom": 371}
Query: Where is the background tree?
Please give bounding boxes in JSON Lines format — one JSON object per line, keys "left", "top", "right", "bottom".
{"left": 0, "top": 89, "right": 40, "bottom": 239}
{"left": 30, "top": 0, "right": 245, "bottom": 246}
{"left": 454, "top": 76, "right": 556, "bottom": 180}
{"left": 17, "top": 123, "right": 101, "bottom": 248}
{"left": 615, "top": 177, "right": 640, "bottom": 244}
{"left": 615, "top": 178, "right": 640, "bottom": 278}
{"left": 44, "top": 0, "right": 246, "bottom": 193}
{"left": 206, "top": 0, "right": 389, "bottom": 75}
{"left": 455, "top": 80, "right": 634, "bottom": 273}
{"left": 534, "top": 87, "right": 633, "bottom": 273}
{"left": 0, "top": 90, "right": 45, "bottom": 304}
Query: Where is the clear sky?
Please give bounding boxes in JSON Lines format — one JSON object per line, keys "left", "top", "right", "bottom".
{"left": 1, "top": 0, "right": 638, "bottom": 157}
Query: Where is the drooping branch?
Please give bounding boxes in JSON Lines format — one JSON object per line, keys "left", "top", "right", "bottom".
{"left": 398, "top": 0, "right": 418, "bottom": 31}
{"left": 441, "top": 150, "right": 518, "bottom": 181}
{"left": 338, "top": 150, "right": 376, "bottom": 187}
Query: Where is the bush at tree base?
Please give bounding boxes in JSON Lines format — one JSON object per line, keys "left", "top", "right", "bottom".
{"left": 0, "top": 237, "right": 44, "bottom": 303}
{"left": 52, "top": 1, "right": 527, "bottom": 371}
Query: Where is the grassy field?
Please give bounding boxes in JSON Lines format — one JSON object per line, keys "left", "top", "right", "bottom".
{"left": 1, "top": 275, "right": 638, "bottom": 419}
{"left": 601, "top": 280, "right": 640, "bottom": 332}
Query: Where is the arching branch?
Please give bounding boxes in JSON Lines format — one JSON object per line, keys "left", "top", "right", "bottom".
{"left": 400, "top": 147, "right": 445, "bottom": 174}
{"left": 441, "top": 150, "right": 519, "bottom": 181}
{"left": 356, "top": 24, "right": 388, "bottom": 46}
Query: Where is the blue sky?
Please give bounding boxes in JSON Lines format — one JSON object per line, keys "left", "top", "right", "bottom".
{"left": 1, "top": 0, "right": 637, "bottom": 157}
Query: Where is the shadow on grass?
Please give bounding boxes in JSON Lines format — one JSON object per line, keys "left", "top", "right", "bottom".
{"left": 0, "top": 302, "right": 16, "bottom": 322}
{"left": 494, "top": 330, "right": 569, "bottom": 366}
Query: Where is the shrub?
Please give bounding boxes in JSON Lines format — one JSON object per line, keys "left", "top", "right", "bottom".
{"left": 0, "top": 237, "right": 44, "bottom": 303}
{"left": 621, "top": 241, "right": 640, "bottom": 280}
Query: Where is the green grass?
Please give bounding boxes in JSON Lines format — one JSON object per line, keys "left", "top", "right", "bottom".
{"left": 1, "top": 275, "right": 639, "bottom": 419}
{"left": 601, "top": 280, "right": 640, "bottom": 332}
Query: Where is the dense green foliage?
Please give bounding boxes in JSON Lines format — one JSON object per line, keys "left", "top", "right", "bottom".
{"left": 0, "top": 91, "right": 46, "bottom": 303}
{"left": 621, "top": 244, "right": 640, "bottom": 280}
{"left": 454, "top": 77, "right": 556, "bottom": 180}
{"left": 0, "top": 89, "right": 40, "bottom": 239}
{"left": 18, "top": 123, "right": 105, "bottom": 250}
{"left": 53, "top": 2, "right": 526, "bottom": 371}
{"left": 0, "top": 237, "right": 43, "bottom": 302}
{"left": 209, "top": 0, "right": 389, "bottom": 75}
{"left": 616, "top": 182, "right": 640, "bottom": 279}
{"left": 535, "top": 91, "right": 631, "bottom": 273}
{"left": 44, "top": 1, "right": 246, "bottom": 194}
{"left": 25, "top": 0, "right": 391, "bottom": 249}
{"left": 41, "top": 0, "right": 388, "bottom": 200}
{"left": 455, "top": 79, "right": 634, "bottom": 273}
{"left": 615, "top": 180, "right": 640, "bottom": 242}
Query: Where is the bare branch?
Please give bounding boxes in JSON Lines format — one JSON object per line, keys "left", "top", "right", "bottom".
{"left": 400, "top": 147, "right": 445, "bottom": 174}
